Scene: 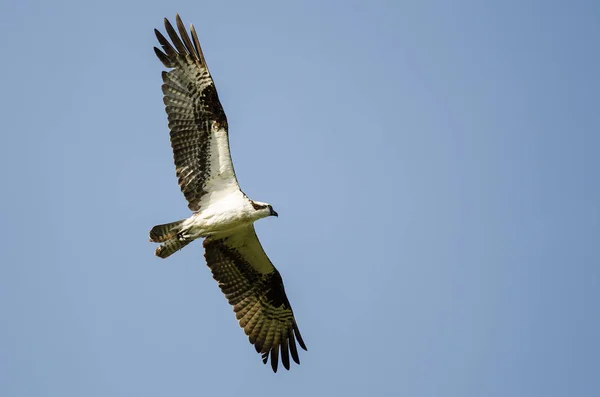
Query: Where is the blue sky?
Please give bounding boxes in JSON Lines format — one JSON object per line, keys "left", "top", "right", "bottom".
{"left": 1, "top": 0, "right": 599, "bottom": 396}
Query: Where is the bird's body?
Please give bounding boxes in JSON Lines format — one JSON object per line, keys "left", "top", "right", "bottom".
{"left": 148, "top": 14, "right": 306, "bottom": 372}
{"left": 180, "top": 194, "right": 264, "bottom": 239}
{"left": 153, "top": 193, "right": 272, "bottom": 243}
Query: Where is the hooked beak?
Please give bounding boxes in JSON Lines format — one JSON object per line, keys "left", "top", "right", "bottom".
{"left": 271, "top": 209, "right": 279, "bottom": 217}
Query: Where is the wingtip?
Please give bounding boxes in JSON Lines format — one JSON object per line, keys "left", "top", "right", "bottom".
{"left": 163, "top": 17, "right": 173, "bottom": 30}
{"left": 270, "top": 348, "right": 279, "bottom": 373}
{"left": 294, "top": 324, "right": 308, "bottom": 351}
{"left": 175, "top": 14, "right": 184, "bottom": 31}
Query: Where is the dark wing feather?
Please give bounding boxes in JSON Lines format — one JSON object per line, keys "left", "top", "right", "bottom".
{"left": 154, "top": 15, "right": 237, "bottom": 212}
{"left": 203, "top": 226, "right": 307, "bottom": 372}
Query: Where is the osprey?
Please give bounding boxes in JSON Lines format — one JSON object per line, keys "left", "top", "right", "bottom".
{"left": 149, "top": 15, "right": 306, "bottom": 372}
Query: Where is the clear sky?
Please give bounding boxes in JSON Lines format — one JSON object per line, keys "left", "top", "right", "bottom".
{"left": 1, "top": 0, "right": 599, "bottom": 396}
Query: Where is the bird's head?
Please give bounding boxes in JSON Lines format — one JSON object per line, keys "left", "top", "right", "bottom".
{"left": 251, "top": 200, "right": 278, "bottom": 218}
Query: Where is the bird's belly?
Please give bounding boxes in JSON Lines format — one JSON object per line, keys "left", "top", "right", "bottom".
{"left": 187, "top": 208, "right": 252, "bottom": 238}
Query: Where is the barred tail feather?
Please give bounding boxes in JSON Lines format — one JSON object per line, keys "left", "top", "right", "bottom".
{"left": 155, "top": 238, "right": 192, "bottom": 258}
{"left": 149, "top": 219, "right": 186, "bottom": 242}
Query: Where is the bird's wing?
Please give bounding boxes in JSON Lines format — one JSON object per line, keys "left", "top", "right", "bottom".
{"left": 203, "top": 225, "right": 307, "bottom": 372}
{"left": 154, "top": 15, "right": 240, "bottom": 212}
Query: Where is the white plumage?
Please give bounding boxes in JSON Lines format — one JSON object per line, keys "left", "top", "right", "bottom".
{"left": 149, "top": 14, "right": 306, "bottom": 372}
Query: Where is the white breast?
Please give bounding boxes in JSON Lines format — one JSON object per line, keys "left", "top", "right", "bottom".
{"left": 186, "top": 191, "right": 255, "bottom": 237}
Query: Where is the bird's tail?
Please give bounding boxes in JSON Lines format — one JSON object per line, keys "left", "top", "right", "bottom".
{"left": 149, "top": 219, "right": 186, "bottom": 243}
{"left": 155, "top": 238, "right": 192, "bottom": 259}
{"left": 150, "top": 219, "right": 192, "bottom": 259}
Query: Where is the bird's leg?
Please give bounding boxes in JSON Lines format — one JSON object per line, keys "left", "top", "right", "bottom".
{"left": 177, "top": 231, "right": 188, "bottom": 241}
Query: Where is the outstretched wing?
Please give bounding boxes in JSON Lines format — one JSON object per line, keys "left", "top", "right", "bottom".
{"left": 154, "top": 15, "right": 239, "bottom": 212}
{"left": 203, "top": 226, "right": 307, "bottom": 372}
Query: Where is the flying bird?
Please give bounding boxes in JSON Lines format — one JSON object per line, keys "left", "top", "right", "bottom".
{"left": 149, "top": 15, "right": 306, "bottom": 372}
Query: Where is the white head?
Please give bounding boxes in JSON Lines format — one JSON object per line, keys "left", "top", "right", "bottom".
{"left": 250, "top": 200, "right": 278, "bottom": 218}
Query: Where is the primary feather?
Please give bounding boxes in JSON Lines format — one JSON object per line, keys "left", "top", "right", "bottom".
{"left": 149, "top": 14, "right": 306, "bottom": 372}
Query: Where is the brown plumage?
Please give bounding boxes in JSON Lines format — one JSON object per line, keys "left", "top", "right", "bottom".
{"left": 154, "top": 15, "right": 229, "bottom": 212}
{"left": 204, "top": 226, "right": 307, "bottom": 372}
{"left": 152, "top": 15, "right": 307, "bottom": 372}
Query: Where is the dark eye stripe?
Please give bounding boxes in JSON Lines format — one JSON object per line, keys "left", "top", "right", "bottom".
{"left": 251, "top": 201, "right": 268, "bottom": 211}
